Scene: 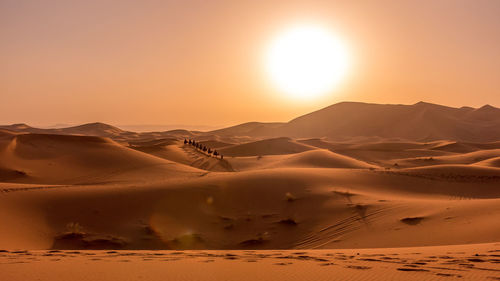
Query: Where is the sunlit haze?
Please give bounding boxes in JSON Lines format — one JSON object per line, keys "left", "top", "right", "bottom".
{"left": 265, "top": 24, "right": 350, "bottom": 100}
{"left": 1, "top": 0, "right": 500, "bottom": 128}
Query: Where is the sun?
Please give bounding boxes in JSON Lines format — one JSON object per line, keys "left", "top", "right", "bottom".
{"left": 265, "top": 24, "right": 350, "bottom": 100}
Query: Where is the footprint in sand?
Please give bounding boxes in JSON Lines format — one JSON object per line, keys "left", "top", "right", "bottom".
{"left": 400, "top": 217, "right": 425, "bottom": 225}
{"left": 397, "top": 267, "right": 429, "bottom": 272}
{"left": 436, "top": 273, "right": 462, "bottom": 278}
{"left": 346, "top": 265, "right": 371, "bottom": 270}
{"left": 274, "top": 262, "right": 292, "bottom": 266}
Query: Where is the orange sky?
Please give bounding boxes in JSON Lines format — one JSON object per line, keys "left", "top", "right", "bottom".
{"left": 1, "top": 0, "right": 500, "bottom": 129}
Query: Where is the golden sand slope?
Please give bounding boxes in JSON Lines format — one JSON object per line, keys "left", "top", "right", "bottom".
{"left": 0, "top": 130, "right": 499, "bottom": 281}
{"left": 393, "top": 149, "right": 500, "bottom": 168}
{"left": 1, "top": 167, "right": 499, "bottom": 250}
{"left": 228, "top": 149, "right": 375, "bottom": 171}
{"left": 476, "top": 157, "right": 500, "bottom": 168}
{"left": 218, "top": 137, "right": 315, "bottom": 157}
{"left": 0, "top": 133, "right": 201, "bottom": 184}
{"left": 0, "top": 243, "right": 498, "bottom": 281}
{"left": 130, "top": 139, "right": 234, "bottom": 172}
{"left": 0, "top": 132, "right": 499, "bottom": 252}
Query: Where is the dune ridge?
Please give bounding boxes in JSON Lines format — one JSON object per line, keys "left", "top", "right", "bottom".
{"left": 0, "top": 133, "right": 201, "bottom": 184}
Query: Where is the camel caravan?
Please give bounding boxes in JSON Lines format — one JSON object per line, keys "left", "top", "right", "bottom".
{"left": 184, "top": 139, "right": 224, "bottom": 160}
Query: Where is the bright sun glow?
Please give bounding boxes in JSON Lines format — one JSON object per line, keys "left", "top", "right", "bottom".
{"left": 266, "top": 25, "right": 350, "bottom": 100}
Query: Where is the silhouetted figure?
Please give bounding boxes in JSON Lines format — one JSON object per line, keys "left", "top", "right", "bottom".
{"left": 208, "top": 148, "right": 212, "bottom": 154}
{"left": 188, "top": 139, "right": 192, "bottom": 145}
{"left": 203, "top": 146, "right": 207, "bottom": 152}
{"left": 221, "top": 155, "right": 223, "bottom": 160}
{"left": 184, "top": 139, "right": 188, "bottom": 144}
{"left": 213, "top": 150, "right": 219, "bottom": 157}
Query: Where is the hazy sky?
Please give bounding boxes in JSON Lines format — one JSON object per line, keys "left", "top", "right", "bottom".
{"left": 1, "top": 0, "right": 500, "bottom": 128}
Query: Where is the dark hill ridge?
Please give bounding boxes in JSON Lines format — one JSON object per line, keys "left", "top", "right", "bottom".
{"left": 0, "top": 122, "right": 197, "bottom": 143}
{"left": 208, "top": 122, "right": 285, "bottom": 137}
{"left": 1, "top": 102, "right": 499, "bottom": 142}
{"left": 0, "top": 122, "right": 124, "bottom": 136}
{"left": 0, "top": 122, "right": 141, "bottom": 142}
{"left": 206, "top": 102, "right": 500, "bottom": 142}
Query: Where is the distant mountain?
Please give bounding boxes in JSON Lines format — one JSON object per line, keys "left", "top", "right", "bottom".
{"left": 2, "top": 102, "right": 499, "bottom": 142}
{"left": 59, "top": 122, "right": 126, "bottom": 137}
{"left": 207, "top": 102, "right": 500, "bottom": 142}
{"left": 0, "top": 122, "right": 126, "bottom": 138}
{"left": 208, "top": 122, "right": 285, "bottom": 137}
{"left": 0, "top": 122, "right": 193, "bottom": 142}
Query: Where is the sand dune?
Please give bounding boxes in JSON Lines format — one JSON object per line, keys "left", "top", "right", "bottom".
{"left": 0, "top": 243, "right": 500, "bottom": 281}
{"left": 0, "top": 133, "right": 201, "bottom": 184}
{"left": 270, "top": 150, "right": 376, "bottom": 169}
{"left": 198, "top": 139, "right": 234, "bottom": 149}
{"left": 476, "top": 156, "right": 500, "bottom": 168}
{"left": 229, "top": 149, "right": 375, "bottom": 171}
{"left": 219, "top": 137, "right": 315, "bottom": 157}
{"left": 1, "top": 243, "right": 499, "bottom": 281}
{"left": 131, "top": 139, "right": 234, "bottom": 172}
{"left": 298, "top": 138, "right": 453, "bottom": 166}
{"left": 0, "top": 122, "right": 127, "bottom": 138}
{"left": 430, "top": 140, "right": 500, "bottom": 153}
{"left": 129, "top": 137, "right": 179, "bottom": 147}
{"left": 391, "top": 164, "right": 500, "bottom": 184}
{"left": 0, "top": 129, "right": 498, "bottom": 252}
{"left": 1, "top": 101, "right": 499, "bottom": 281}
{"left": 0, "top": 123, "right": 198, "bottom": 144}
{"left": 393, "top": 149, "right": 500, "bottom": 168}
{"left": 1, "top": 166, "right": 499, "bottom": 251}
{"left": 208, "top": 122, "right": 285, "bottom": 137}
{"left": 0, "top": 129, "right": 18, "bottom": 137}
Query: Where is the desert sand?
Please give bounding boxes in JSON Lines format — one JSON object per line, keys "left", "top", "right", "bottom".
{"left": 1, "top": 102, "right": 499, "bottom": 280}
{"left": 1, "top": 243, "right": 499, "bottom": 281}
